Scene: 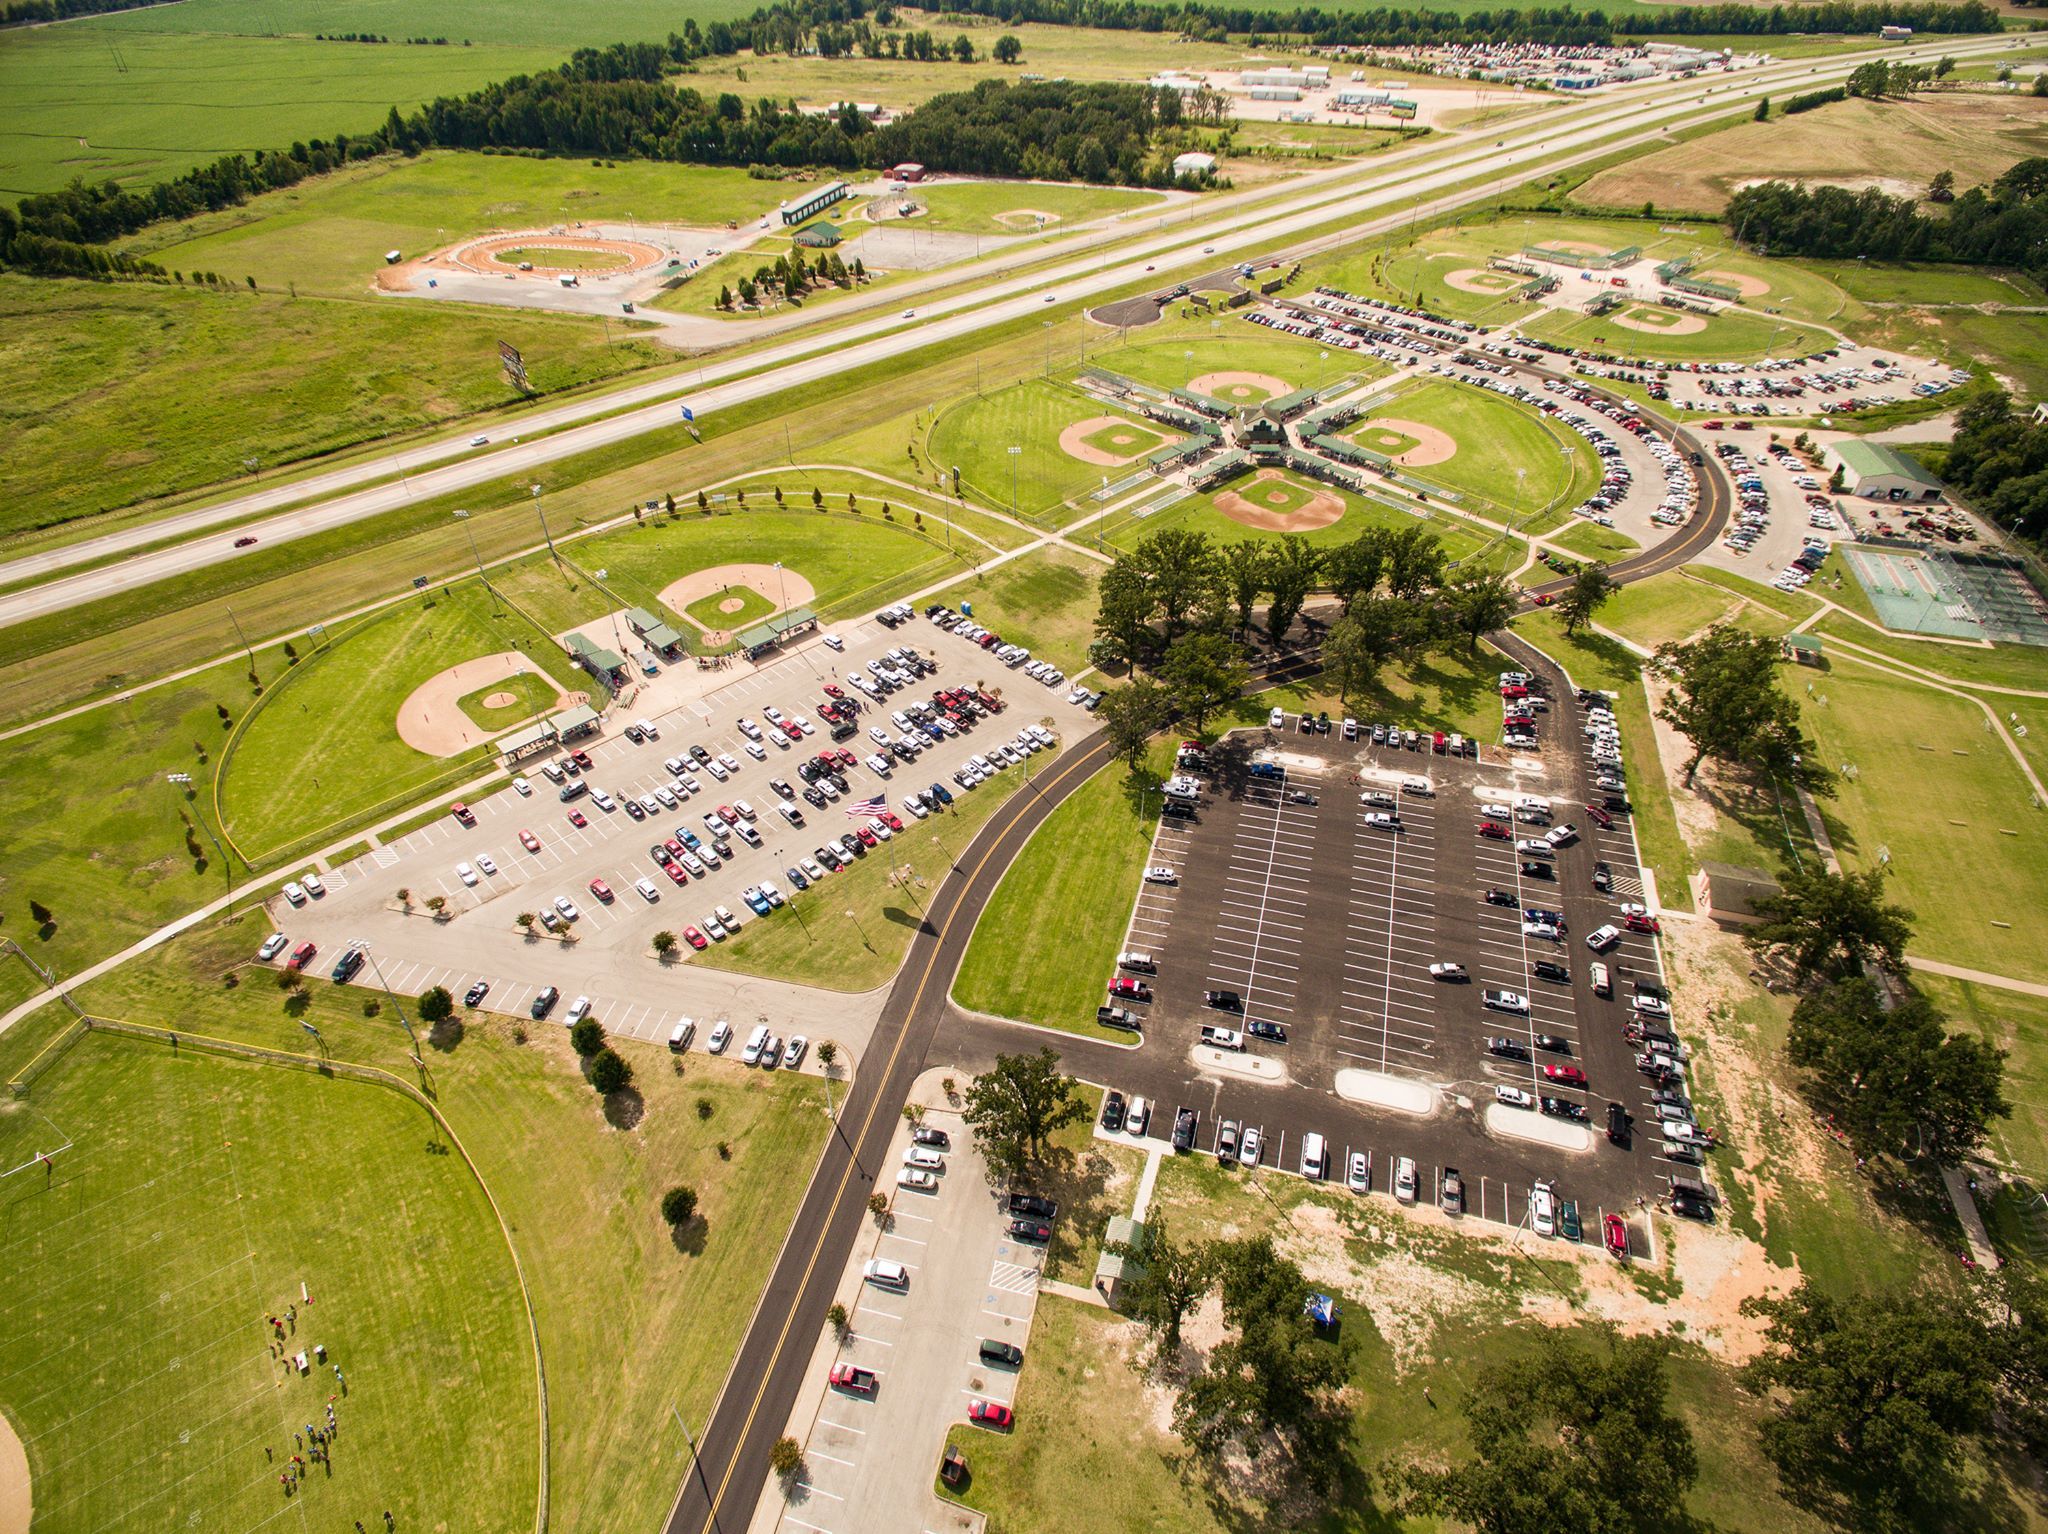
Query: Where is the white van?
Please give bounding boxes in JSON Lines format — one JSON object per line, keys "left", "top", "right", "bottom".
{"left": 668, "top": 1019, "right": 695, "bottom": 1053}
{"left": 742, "top": 1024, "right": 771, "bottom": 1065}
{"left": 1299, "top": 1132, "right": 1328, "bottom": 1179}
{"left": 1400, "top": 776, "right": 1434, "bottom": 797}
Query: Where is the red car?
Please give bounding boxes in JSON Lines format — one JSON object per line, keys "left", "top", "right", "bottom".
{"left": 570, "top": 749, "right": 593, "bottom": 770}
{"left": 829, "top": 1363, "right": 878, "bottom": 1395}
{"left": 968, "top": 1399, "right": 1013, "bottom": 1429}
{"left": 567, "top": 809, "right": 588, "bottom": 828}
{"left": 1108, "top": 978, "right": 1152, "bottom": 1002}
{"left": 781, "top": 721, "right": 804, "bottom": 740}
{"left": 519, "top": 829, "right": 541, "bottom": 853}
{"left": 1584, "top": 804, "right": 1614, "bottom": 829}
{"left": 823, "top": 684, "right": 845, "bottom": 699}
{"left": 451, "top": 802, "right": 476, "bottom": 827}
{"left": 834, "top": 747, "right": 858, "bottom": 768}
{"left": 1604, "top": 1213, "right": 1629, "bottom": 1259}
{"left": 717, "top": 805, "right": 739, "bottom": 825}
{"left": 664, "top": 863, "right": 688, "bottom": 886}
{"left": 879, "top": 809, "right": 904, "bottom": 832}
{"left": 1543, "top": 1063, "right": 1588, "bottom": 1089}
{"left": 855, "top": 825, "right": 878, "bottom": 848}
{"left": 1623, "top": 913, "right": 1661, "bottom": 934}
{"left": 1500, "top": 684, "right": 1528, "bottom": 699}
{"left": 683, "top": 926, "right": 708, "bottom": 950}
{"left": 287, "top": 941, "right": 317, "bottom": 971}
{"left": 1534, "top": 593, "right": 1555, "bottom": 607}
{"left": 589, "top": 878, "right": 614, "bottom": 903}
{"left": 1479, "top": 821, "right": 1512, "bottom": 840}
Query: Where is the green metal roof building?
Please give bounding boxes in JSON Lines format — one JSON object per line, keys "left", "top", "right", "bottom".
{"left": 1826, "top": 441, "right": 1944, "bottom": 501}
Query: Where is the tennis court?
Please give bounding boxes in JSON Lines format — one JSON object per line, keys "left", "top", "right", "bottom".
{"left": 1842, "top": 546, "right": 1993, "bottom": 639}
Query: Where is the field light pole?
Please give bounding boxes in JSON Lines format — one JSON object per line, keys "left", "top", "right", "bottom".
{"left": 844, "top": 907, "right": 872, "bottom": 951}
{"left": 360, "top": 944, "right": 421, "bottom": 1054}
{"left": 452, "top": 509, "right": 493, "bottom": 603}
{"left": 532, "top": 483, "right": 560, "bottom": 565}
{"left": 1007, "top": 445, "right": 1020, "bottom": 517}
{"left": 164, "top": 774, "right": 233, "bottom": 899}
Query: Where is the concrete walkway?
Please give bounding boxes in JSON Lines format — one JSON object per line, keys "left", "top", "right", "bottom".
{"left": 1130, "top": 1143, "right": 1167, "bottom": 1223}
{"left": 1905, "top": 956, "right": 2048, "bottom": 1000}
{"left": 1945, "top": 1164, "right": 2001, "bottom": 1267}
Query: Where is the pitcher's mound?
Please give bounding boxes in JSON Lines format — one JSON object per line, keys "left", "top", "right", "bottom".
{"left": 1214, "top": 469, "right": 1345, "bottom": 532}
{"left": 481, "top": 690, "right": 519, "bottom": 709}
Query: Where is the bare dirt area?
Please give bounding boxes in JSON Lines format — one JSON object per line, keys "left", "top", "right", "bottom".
{"left": 1188, "top": 370, "right": 1292, "bottom": 401}
{"left": 1355, "top": 416, "right": 1458, "bottom": 467}
{"left": 1059, "top": 415, "right": 1156, "bottom": 466}
{"left": 1445, "top": 268, "right": 1521, "bottom": 295}
{"left": 395, "top": 652, "right": 573, "bottom": 757}
{"left": 447, "top": 231, "right": 665, "bottom": 278}
{"left": 1213, "top": 469, "right": 1346, "bottom": 532}
{"left": 1700, "top": 269, "right": 1772, "bottom": 299}
{"left": 0, "top": 1409, "right": 25, "bottom": 1534}
{"left": 657, "top": 562, "right": 818, "bottom": 620}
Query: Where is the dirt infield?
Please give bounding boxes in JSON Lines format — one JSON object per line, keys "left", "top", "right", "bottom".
{"left": 660, "top": 562, "right": 818, "bottom": 627}
{"left": 1701, "top": 269, "right": 1771, "bottom": 299}
{"left": 1445, "top": 268, "right": 1521, "bottom": 295}
{"left": 397, "top": 652, "right": 574, "bottom": 758}
{"left": 1613, "top": 306, "right": 1709, "bottom": 336}
{"left": 1189, "top": 371, "right": 1291, "bottom": 402}
{"left": 1354, "top": 416, "right": 1458, "bottom": 468}
{"left": 1214, "top": 469, "right": 1346, "bottom": 532}
{"left": 1060, "top": 416, "right": 1159, "bottom": 466}
{"left": 0, "top": 1408, "right": 26, "bottom": 1534}
{"left": 446, "top": 231, "right": 667, "bottom": 279}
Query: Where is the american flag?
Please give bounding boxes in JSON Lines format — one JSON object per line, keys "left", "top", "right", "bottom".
{"left": 844, "top": 794, "right": 886, "bottom": 818}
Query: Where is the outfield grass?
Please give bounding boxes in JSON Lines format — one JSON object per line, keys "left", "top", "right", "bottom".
{"left": 1514, "top": 612, "right": 1696, "bottom": 909}
{"left": 1370, "top": 377, "right": 1601, "bottom": 523}
{"left": 0, "top": 274, "right": 668, "bottom": 536}
{"left": 1799, "top": 661, "right": 2048, "bottom": 985}
{"left": 1092, "top": 334, "right": 1358, "bottom": 397}
{"left": 1523, "top": 302, "right": 1837, "bottom": 365}
{"left": 930, "top": 379, "right": 1136, "bottom": 525}
{"left": 68, "top": 919, "right": 830, "bottom": 1533}
{"left": 953, "top": 742, "right": 1170, "bottom": 1044}
{"left": 128, "top": 153, "right": 785, "bottom": 299}
{"left": 0, "top": 1031, "right": 536, "bottom": 1534}
{"left": 1549, "top": 520, "right": 1640, "bottom": 563}
{"left": 931, "top": 546, "right": 1105, "bottom": 673}
{"left": 221, "top": 582, "right": 580, "bottom": 861}
{"left": 1099, "top": 482, "right": 1502, "bottom": 569}
{"left": 0, "top": 29, "right": 565, "bottom": 195}
{"left": 907, "top": 180, "right": 1167, "bottom": 233}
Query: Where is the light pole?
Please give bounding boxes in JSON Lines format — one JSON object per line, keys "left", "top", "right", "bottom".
{"left": 453, "top": 509, "right": 493, "bottom": 603}
{"left": 165, "top": 774, "right": 233, "bottom": 898}
{"left": 844, "top": 907, "right": 871, "bottom": 951}
{"left": 360, "top": 944, "right": 422, "bottom": 1054}
{"left": 1043, "top": 319, "right": 1053, "bottom": 377}
{"left": 532, "top": 483, "right": 560, "bottom": 565}
{"left": 931, "top": 830, "right": 953, "bottom": 870}
{"left": 225, "top": 605, "right": 255, "bottom": 672}
{"left": 1007, "top": 445, "right": 1021, "bottom": 517}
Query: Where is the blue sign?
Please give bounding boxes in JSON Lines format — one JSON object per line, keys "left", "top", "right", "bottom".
{"left": 680, "top": 404, "right": 695, "bottom": 422}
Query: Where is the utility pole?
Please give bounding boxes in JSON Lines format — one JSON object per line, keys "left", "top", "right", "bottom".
{"left": 532, "top": 483, "right": 560, "bottom": 565}
{"left": 453, "top": 509, "right": 493, "bottom": 602}
{"left": 225, "top": 606, "right": 255, "bottom": 671}
{"left": 165, "top": 774, "right": 233, "bottom": 899}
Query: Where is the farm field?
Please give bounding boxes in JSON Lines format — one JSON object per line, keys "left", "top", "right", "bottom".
{"left": 0, "top": 27, "right": 564, "bottom": 195}
{"left": 127, "top": 152, "right": 786, "bottom": 298}
{"left": 930, "top": 545, "right": 1106, "bottom": 674}
{"left": 0, "top": 273, "right": 667, "bottom": 537}
{"left": 1798, "top": 662, "right": 2048, "bottom": 985}
{"left": 1574, "top": 93, "right": 2048, "bottom": 216}
{"left": 0, "top": 1031, "right": 535, "bottom": 1534}
{"left": 69, "top": 922, "right": 829, "bottom": 1534}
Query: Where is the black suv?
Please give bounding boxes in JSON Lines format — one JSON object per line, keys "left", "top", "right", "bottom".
{"left": 1533, "top": 959, "right": 1570, "bottom": 984}
{"left": 1605, "top": 1101, "right": 1632, "bottom": 1145}
{"left": 1101, "top": 1091, "right": 1127, "bottom": 1131}
{"left": 530, "top": 986, "right": 560, "bottom": 1019}
{"left": 1007, "top": 1193, "right": 1057, "bottom": 1220}
{"left": 1171, "top": 1107, "right": 1197, "bottom": 1153}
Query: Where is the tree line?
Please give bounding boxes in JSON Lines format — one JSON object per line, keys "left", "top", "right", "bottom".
{"left": 1725, "top": 158, "right": 2048, "bottom": 286}
{"left": 1942, "top": 389, "right": 2048, "bottom": 545}
{"left": 0, "top": 0, "right": 158, "bottom": 25}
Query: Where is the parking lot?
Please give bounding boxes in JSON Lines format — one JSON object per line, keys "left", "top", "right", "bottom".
{"left": 1094, "top": 675, "right": 1705, "bottom": 1246}
{"left": 263, "top": 608, "right": 1089, "bottom": 1055}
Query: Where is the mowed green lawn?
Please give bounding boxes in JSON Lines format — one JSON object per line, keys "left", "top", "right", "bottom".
{"left": 69, "top": 919, "right": 830, "bottom": 1533}
{"left": 1799, "top": 663, "right": 2048, "bottom": 984}
{"left": 953, "top": 742, "right": 1169, "bottom": 1043}
{"left": 1101, "top": 479, "right": 1500, "bottom": 569}
{"left": 1370, "top": 377, "right": 1600, "bottom": 522}
{"left": 128, "top": 153, "right": 785, "bottom": 298}
{"left": 1549, "top": 520, "right": 1640, "bottom": 563}
{"left": 1096, "top": 334, "right": 1358, "bottom": 397}
{"left": 222, "top": 582, "right": 581, "bottom": 861}
{"left": 908, "top": 180, "right": 1166, "bottom": 233}
{"left": 932, "top": 546, "right": 1104, "bottom": 673}
{"left": 1522, "top": 302, "right": 1836, "bottom": 365}
{"left": 0, "top": 1033, "right": 535, "bottom": 1534}
{"left": 89, "top": 0, "right": 764, "bottom": 47}
{"left": 930, "top": 379, "right": 1135, "bottom": 525}
{"left": 1597, "top": 568, "right": 1808, "bottom": 651}
{"left": 0, "top": 28, "right": 565, "bottom": 194}
{"left": 0, "top": 274, "right": 666, "bottom": 535}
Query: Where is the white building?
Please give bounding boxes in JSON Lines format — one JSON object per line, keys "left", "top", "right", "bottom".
{"left": 1172, "top": 151, "right": 1218, "bottom": 178}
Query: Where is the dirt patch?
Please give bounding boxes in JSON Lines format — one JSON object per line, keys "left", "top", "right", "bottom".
{"left": 1701, "top": 269, "right": 1771, "bottom": 299}
{"left": 1613, "top": 306, "right": 1708, "bottom": 337}
{"left": 1189, "top": 370, "right": 1291, "bottom": 399}
{"left": 658, "top": 562, "right": 817, "bottom": 621}
{"left": 1354, "top": 415, "right": 1457, "bottom": 468}
{"left": 1445, "top": 267, "right": 1521, "bottom": 295}
{"left": 480, "top": 689, "right": 518, "bottom": 709}
{"left": 718, "top": 596, "right": 746, "bottom": 614}
{"left": 396, "top": 652, "right": 573, "bottom": 757}
{"left": 1213, "top": 468, "right": 1346, "bottom": 532}
{"left": 1059, "top": 415, "right": 1156, "bottom": 467}
{"left": 0, "top": 1408, "right": 23, "bottom": 1534}
{"left": 994, "top": 208, "right": 1060, "bottom": 229}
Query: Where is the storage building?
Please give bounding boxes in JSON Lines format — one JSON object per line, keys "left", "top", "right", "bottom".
{"left": 1172, "top": 151, "right": 1218, "bottom": 178}
{"left": 1825, "top": 441, "right": 1945, "bottom": 502}
{"left": 779, "top": 180, "right": 850, "bottom": 226}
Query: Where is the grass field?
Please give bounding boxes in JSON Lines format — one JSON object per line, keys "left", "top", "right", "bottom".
{"left": 930, "top": 379, "right": 1132, "bottom": 525}
{"left": 1814, "top": 612, "right": 2048, "bottom": 693}
{"left": 0, "top": 28, "right": 564, "bottom": 195}
{"left": 1523, "top": 300, "right": 1837, "bottom": 365}
{"left": 953, "top": 741, "right": 1169, "bottom": 1043}
{"left": 457, "top": 670, "right": 557, "bottom": 730}
{"left": 67, "top": 919, "right": 829, "bottom": 1532}
{"left": 0, "top": 273, "right": 666, "bottom": 536}
{"left": 1919, "top": 972, "right": 2048, "bottom": 1177}
{"left": 221, "top": 582, "right": 579, "bottom": 861}
{"left": 682, "top": 583, "right": 776, "bottom": 633}
{"left": 1810, "top": 259, "right": 2044, "bottom": 308}
{"left": 907, "top": 180, "right": 1166, "bottom": 233}
{"left": 1597, "top": 567, "right": 1810, "bottom": 651}
{"left": 931, "top": 546, "right": 1105, "bottom": 673}
{"left": 1367, "top": 377, "right": 1601, "bottom": 523}
{"left": 1095, "top": 334, "right": 1353, "bottom": 397}
{"left": 1549, "top": 520, "right": 1640, "bottom": 563}
{"left": 1100, "top": 482, "right": 1505, "bottom": 570}
{"left": 0, "top": 1031, "right": 536, "bottom": 1534}
{"left": 1799, "top": 661, "right": 2048, "bottom": 984}
{"left": 127, "top": 152, "right": 785, "bottom": 299}
{"left": 1574, "top": 94, "right": 2048, "bottom": 216}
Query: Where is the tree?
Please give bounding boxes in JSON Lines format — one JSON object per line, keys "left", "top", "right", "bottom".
{"left": 1322, "top": 526, "right": 1388, "bottom": 613}
{"left": 1743, "top": 1282, "right": 1999, "bottom": 1527}
{"left": 960, "top": 1047, "right": 1087, "bottom": 1180}
{"left": 589, "top": 1046, "right": 632, "bottom": 1095}
{"left": 1747, "top": 864, "right": 1914, "bottom": 980}
{"left": 1160, "top": 632, "right": 1249, "bottom": 734}
{"left": 27, "top": 899, "right": 51, "bottom": 926}
{"left": 1220, "top": 539, "right": 1269, "bottom": 635}
{"left": 661, "top": 1185, "right": 699, "bottom": 1226}
{"left": 827, "top": 1301, "right": 850, "bottom": 1336}
{"left": 1399, "top": 1331, "right": 1698, "bottom": 1534}
{"left": 951, "top": 34, "right": 974, "bottom": 62}
{"left": 1557, "top": 561, "right": 1617, "bottom": 637}
{"left": 417, "top": 985, "right": 454, "bottom": 1023}
{"left": 1132, "top": 528, "right": 1223, "bottom": 648}
{"left": 570, "top": 1016, "right": 606, "bottom": 1058}
{"left": 516, "top": 910, "right": 537, "bottom": 931}
{"left": 1443, "top": 570, "right": 1517, "bottom": 652}
{"left": 1383, "top": 525, "right": 1446, "bottom": 599}
{"left": 769, "top": 1437, "right": 804, "bottom": 1479}
{"left": 1092, "top": 556, "right": 1156, "bottom": 669}
{"left": 1095, "top": 677, "right": 1171, "bottom": 771}
{"left": 1263, "top": 534, "right": 1321, "bottom": 646}
{"left": 1655, "top": 625, "right": 1828, "bottom": 790}
{"left": 1785, "top": 977, "right": 2008, "bottom": 1161}
{"left": 1322, "top": 594, "right": 1424, "bottom": 705}
{"left": 717, "top": 282, "right": 732, "bottom": 309}
{"left": 1755, "top": 94, "right": 1771, "bottom": 120}
{"left": 816, "top": 1040, "right": 837, "bottom": 1072}
{"left": 652, "top": 929, "right": 678, "bottom": 957}
{"left": 1110, "top": 1215, "right": 1209, "bottom": 1353}
{"left": 1929, "top": 169, "right": 1956, "bottom": 204}
{"left": 992, "top": 33, "right": 1021, "bottom": 63}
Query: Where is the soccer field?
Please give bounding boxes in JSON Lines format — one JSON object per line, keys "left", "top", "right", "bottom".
{"left": 0, "top": 1032, "right": 535, "bottom": 1534}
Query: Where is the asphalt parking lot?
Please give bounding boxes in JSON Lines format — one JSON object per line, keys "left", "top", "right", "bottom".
{"left": 1095, "top": 678, "right": 1700, "bottom": 1245}
{"left": 263, "top": 612, "right": 1087, "bottom": 1051}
